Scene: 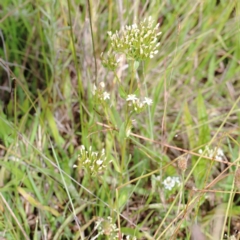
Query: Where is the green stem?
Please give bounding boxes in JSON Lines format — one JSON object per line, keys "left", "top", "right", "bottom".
{"left": 129, "top": 60, "right": 136, "bottom": 94}
{"left": 120, "top": 113, "right": 133, "bottom": 174}
{"left": 103, "top": 103, "right": 119, "bottom": 170}
{"left": 87, "top": 0, "right": 98, "bottom": 85}
{"left": 114, "top": 72, "right": 121, "bottom": 84}
{"left": 66, "top": 0, "right": 86, "bottom": 149}
{"left": 121, "top": 139, "right": 127, "bottom": 173}
{"left": 177, "top": 171, "right": 185, "bottom": 216}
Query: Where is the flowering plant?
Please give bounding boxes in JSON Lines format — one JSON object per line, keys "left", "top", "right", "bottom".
{"left": 108, "top": 16, "right": 161, "bottom": 61}
{"left": 75, "top": 145, "right": 110, "bottom": 176}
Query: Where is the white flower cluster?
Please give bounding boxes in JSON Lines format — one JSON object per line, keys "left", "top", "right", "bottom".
{"left": 198, "top": 146, "right": 224, "bottom": 161}
{"left": 126, "top": 94, "right": 153, "bottom": 113}
{"left": 162, "top": 176, "right": 181, "bottom": 191}
{"left": 100, "top": 51, "right": 120, "bottom": 71}
{"left": 92, "top": 82, "right": 110, "bottom": 102}
{"left": 91, "top": 217, "right": 137, "bottom": 240}
{"left": 108, "top": 16, "right": 161, "bottom": 60}
{"left": 76, "top": 145, "right": 108, "bottom": 176}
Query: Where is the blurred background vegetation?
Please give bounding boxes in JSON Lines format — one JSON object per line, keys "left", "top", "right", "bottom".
{"left": 0, "top": 0, "right": 240, "bottom": 239}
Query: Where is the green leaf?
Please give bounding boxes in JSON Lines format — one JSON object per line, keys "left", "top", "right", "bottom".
{"left": 119, "top": 84, "right": 128, "bottom": 99}
{"left": 197, "top": 92, "right": 210, "bottom": 145}
{"left": 134, "top": 61, "right": 140, "bottom": 70}
{"left": 117, "top": 187, "right": 129, "bottom": 210}
{"left": 183, "top": 102, "right": 195, "bottom": 149}
{"left": 119, "top": 122, "right": 126, "bottom": 142}
{"left": 0, "top": 161, "right": 32, "bottom": 189}
{"left": 45, "top": 108, "right": 65, "bottom": 146}
{"left": 0, "top": 112, "right": 14, "bottom": 146}
{"left": 18, "top": 187, "right": 60, "bottom": 217}
{"left": 194, "top": 93, "right": 211, "bottom": 187}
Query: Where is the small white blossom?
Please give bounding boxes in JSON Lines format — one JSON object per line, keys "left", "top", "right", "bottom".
{"left": 99, "top": 82, "right": 105, "bottom": 88}
{"left": 163, "top": 176, "right": 181, "bottom": 191}
{"left": 96, "top": 159, "right": 103, "bottom": 165}
{"left": 126, "top": 236, "right": 137, "bottom": 240}
{"left": 92, "top": 83, "right": 111, "bottom": 104}
{"left": 92, "top": 152, "right": 98, "bottom": 157}
{"left": 143, "top": 97, "right": 153, "bottom": 105}
{"left": 126, "top": 95, "right": 153, "bottom": 113}
{"left": 138, "top": 102, "right": 144, "bottom": 108}
{"left": 216, "top": 148, "right": 224, "bottom": 160}
{"left": 173, "top": 177, "right": 180, "bottom": 185}
{"left": 198, "top": 146, "right": 225, "bottom": 161}
{"left": 85, "top": 159, "right": 90, "bottom": 164}
{"left": 103, "top": 92, "right": 110, "bottom": 100}
{"left": 77, "top": 146, "right": 109, "bottom": 176}
{"left": 126, "top": 94, "right": 138, "bottom": 102}
{"left": 93, "top": 216, "right": 133, "bottom": 240}
{"left": 155, "top": 175, "right": 161, "bottom": 181}
{"left": 8, "top": 156, "right": 20, "bottom": 162}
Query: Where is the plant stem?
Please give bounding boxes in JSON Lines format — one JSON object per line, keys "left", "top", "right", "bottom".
{"left": 129, "top": 60, "right": 136, "bottom": 94}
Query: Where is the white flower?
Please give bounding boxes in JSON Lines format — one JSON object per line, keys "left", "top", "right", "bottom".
{"left": 99, "top": 82, "right": 105, "bottom": 88}
{"left": 172, "top": 177, "right": 180, "bottom": 186}
{"left": 155, "top": 175, "right": 161, "bottom": 181}
{"left": 163, "top": 177, "right": 175, "bottom": 190}
{"left": 163, "top": 176, "right": 180, "bottom": 190}
{"left": 126, "top": 236, "right": 137, "bottom": 240}
{"left": 92, "top": 152, "right": 98, "bottom": 156}
{"left": 126, "top": 94, "right": 138, "bottom": 102}
{"left": 132, "top": 24, "right": 137, "bottom": 29}
{"left": 216, "top": 148, "right": 224, "bottom": 160}
{"left": 85, "top": 159, "right": 90, "bottom": 164}
{"left": 198, "top": 147, "right": 224, "bottom": 161}
{"left": 8, "top": 156, "right": 20, "bottom": 162}
{"left": 96, "top": 159, "right": 103, "bottom": 165}
{"left": 103, "top": 91, "right": 110, "bottom": 100}
{"left": 101, "top": 149, "right": 105, "bottom": 155}
{"left": 217, "top": 148, "right": 223, "bottom": 156}
{"left": 143, "top": 97, "right": 153, "bottom": 106}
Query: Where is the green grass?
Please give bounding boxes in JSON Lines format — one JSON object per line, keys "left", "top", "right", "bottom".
{"left": 0, "top": 0, "right": 240, "bottom": 239}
